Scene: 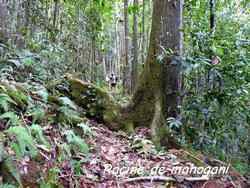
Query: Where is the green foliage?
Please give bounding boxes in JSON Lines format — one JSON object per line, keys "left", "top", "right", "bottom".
{"left": 3, "top": 157, "right": 22, "bottom": 186}
{"left": 0, "top": 184, "right": 17, "bottom": 188}
{"left": 6, "top": 126, "right": 37, "bottom": 158}
{"left": 31, "top": 124, "right": 49, "bottom": 147}
{"left": 22, "top": 57, "right": 35, "bottom": 67}
{"left": 77, "top": 122, "right": 95, "bottom": 137}
{"left": 26, "top": 106, "right": 46, "bottom": 123}
{"left": 234, "top": 160, "right": 249, "bottom": 175}
{"left": 0, "top": 112, "right": 21, "bottom": 126}
{"left": 0, "top": 94, "right": 17, "bottom": 112}
{"left": 64, "top": 130, "right": 89, "bottom": 154}
{"left": 6, "top": 88, "right": 28, "bottom": 109}
{"left": 128, "top": 4, "right": 140, "bottom": 14}
{"left": 58, "top": 97, "right": 77, "bottom": 110}
{"left": 58, "top": 106, "right": 83, "bottom": 124}
{"left": 131, "top": 136, "right": 156, "bottom": 155}
{"left": 0, "top": 0, "right": 249, "bottom": 186}
{"left": 35, "top": 88, "right": 49, "bottom": 103}
{"left": 41, "top": 167, "right": 61, "bottom": 188}
{"left": 25, "top": 86, "right": 48, "bottom": 122}
{"left": 58, "top": 143, "right": 72, "bottom": 161}
{"left": 181, "top": 0, "right": 250, "bottom": 174}
{"left": 167, "top": 117, "right": 182, "bottom": 130}
{"left": 71, "top": 159, "right": 83, "bottom": 176}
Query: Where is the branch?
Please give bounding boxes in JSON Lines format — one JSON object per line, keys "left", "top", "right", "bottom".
{"left": 120, "top": 175, "right": 209, "bottom": 184}
{"left": 120, "top": 176, "right": 175, "bottom": 184}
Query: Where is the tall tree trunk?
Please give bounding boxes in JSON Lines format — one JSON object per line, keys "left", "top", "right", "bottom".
{"left": 0, "top": 1, "right": 9, "bottom": 43}
{"left": 44, "top": 0, "right": 49, "bottom": 40}
{"left": 123, "top": 0, "right": 130, "bottom": 94}
{"left": 210, "top": 0, "right": 216, "bottom": 33}
{"left": 53, "top": 0, "right": 59, "bottom": 30}
{"left": 161, "top": 0, "right": 183, "bottom": 119}
{"left": 207, "top": 0, "right": 216, "bottom": 90}
{"left": 91, "top": 38, "right": 96, "bottom": 82}
{"left": 76, "top": 6, "right": 80, "bottom": 70}
{"left": 248, "top": 116, "right": 250, "bottom": 173}
{"left": 141, "top": 0, "right": 146, "bottom": 65}
{"left": 131, "top": 0, "right": 139, "bottom": 93}
{"left": 24, "top": 0, "right": 30, "bottom": 29}
{"left": 123, "top": 0, "right": 183, "bottom": 148}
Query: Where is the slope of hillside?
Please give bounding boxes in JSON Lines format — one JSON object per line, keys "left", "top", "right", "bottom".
{"left": 0, "top": 78, "right": 248, "bottom": 188}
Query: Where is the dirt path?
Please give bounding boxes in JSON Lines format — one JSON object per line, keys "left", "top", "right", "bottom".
{"left": 61, "top": 120, "right": 248, "bottom": 188}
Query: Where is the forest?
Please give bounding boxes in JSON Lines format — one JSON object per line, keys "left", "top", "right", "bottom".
{"left": 0, "top": 0, "right": 249, "bottom": 187}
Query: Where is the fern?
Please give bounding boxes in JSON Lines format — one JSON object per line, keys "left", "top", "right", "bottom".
{"left": 64, "top": 130, "right": 89, "bottom": 154}
{"left": 26, "top": 106, "right": 46, "bottom": 123}
{"left": 6, "top": 126, "right": 37, "bottom": 158}
{"left": 132, "top": 137, "right": 156, "bottom": 155}
{"left": 22, "top": 57, "right": 34, "bottom": 67}
{"left": 3, "top": 157, "right": 22, "bottom": 186}
{"left": 58, "top": 143, "right": 72, "bottom": 161}
{"left": 31, "top": 124, "right": 49, "bottom": 147}
{"left": 35, "top": 88, "right": 49, "bottom": 102}
{"left": 77, "top": 122, "right": 95, "bottom": 137}
{"left": 5, "top": 86, "right": 28, "bottom": 109}
{"left": 0, "top": 112, "right": 21, "bottom": 126}
{"left": 58, "top": 96, "right": 77, "bottom": 110}
{"left": 0, "top": 184, "right": 17, "bottom": 188}
{"left": 28, "top": 84, "right": 48, "bottom": 103}
{"left": 58, "top": 106, "right": 83, "bottom": 124}
{"left": 42, "top": 167, "right": 61, "bottom": 188}
{"left": 0, "top": 93, "right": 17, "bottom": 112}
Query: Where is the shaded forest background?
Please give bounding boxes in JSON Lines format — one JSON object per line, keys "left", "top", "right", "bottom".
{"left": 0, "top": 0, "right": 250, "bottom": 185}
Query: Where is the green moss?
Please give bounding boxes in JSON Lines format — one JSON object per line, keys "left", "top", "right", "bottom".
{"left": 64, "top": 75, "right": 123, "bottom": 127}
{"left": 122, "top": 121, "right": 134, "bottom": 133}
{"left": 103, "top": 110, "right": 117, "bottom": 123}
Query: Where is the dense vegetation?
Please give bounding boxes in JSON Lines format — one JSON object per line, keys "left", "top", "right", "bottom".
{"left": 0, "top": 0, "right": 249, "bottom": 187}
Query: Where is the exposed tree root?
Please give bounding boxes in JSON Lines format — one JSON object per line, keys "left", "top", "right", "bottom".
{"left": 120, "top": 175, "right": 210, "bottom": 184}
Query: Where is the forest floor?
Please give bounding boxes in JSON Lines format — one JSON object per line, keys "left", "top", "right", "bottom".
{"left": 62, "top": 120, "right": 249, "bottom": 188}
{"left": 0, "top": 78, "right": 249, "bottom": 188}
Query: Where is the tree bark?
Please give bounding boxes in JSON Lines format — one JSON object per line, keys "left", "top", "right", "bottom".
{"left": 24, "top": 0, "right": 30, "bottom": 29}
{"left": 210, "top": 0, "right": 216, "bottom": 33}
{"left": 53, "top": 0, "right": 59, "bottom": 30}
{"left": 123, "top": 0, "right": 183, "bottom": 148}
{"left": 0, "top": 1, "right": 9, "bottom": 43}
{"left": 207, "top": 0, "right": 217, "bottom": 90}
{"left": 161, "top": 0, "right": 183, "bottom": 119}
{"left": 131, "top": 0, "right": 139, "bottom": 93}
{"left": 141, "top": 0, "right": 146, "bottom": 65}
{"left": 123, "top": 0, "right": 130, "bottom": 94}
